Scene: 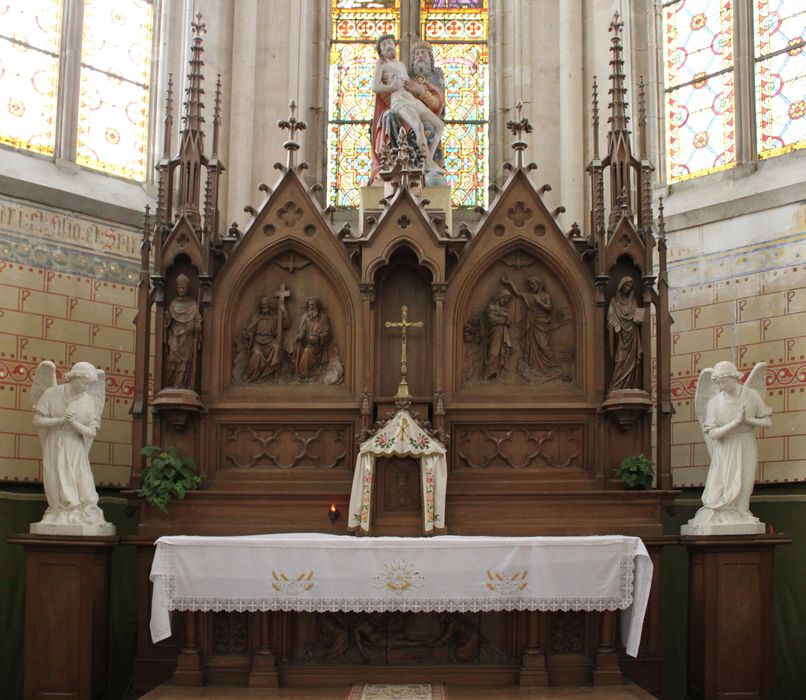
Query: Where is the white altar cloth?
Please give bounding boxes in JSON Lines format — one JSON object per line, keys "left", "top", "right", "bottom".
{"left": 150, "top": 533, "right": 652, "bottom": 656}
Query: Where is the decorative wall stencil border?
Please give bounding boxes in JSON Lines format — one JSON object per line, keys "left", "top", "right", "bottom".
{"left": 667, "top": 231, "right": 806, "bottom": 286}
{"left": 0, "top": 359, "right": 139, "bottom": 399}
{"left": 0, "top": 232, "right": 140, "bottom": 285}
{"left": 0, "top": 195, "right": 141, "bottom": 258}
{"left": 671, "top": 361, "right": 806, "bottom": 399}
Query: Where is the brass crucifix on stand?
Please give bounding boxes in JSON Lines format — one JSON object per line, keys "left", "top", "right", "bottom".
{"left": 384, "top": 305, "right": 424, "bottom": 399}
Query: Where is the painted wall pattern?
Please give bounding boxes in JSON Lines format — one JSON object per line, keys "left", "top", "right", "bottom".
{"left": 668, "top": 216, "right": 806, "bottom": 487}
{"left": 0, "top": 194, "right": 142, "bottom": 486}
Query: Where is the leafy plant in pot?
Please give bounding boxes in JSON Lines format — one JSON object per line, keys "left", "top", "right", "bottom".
{"left": 617, "top": 454, "right": 655, "bottom": 490}
{"left": 140, "top": 446, "right": 201, "bottom": 512}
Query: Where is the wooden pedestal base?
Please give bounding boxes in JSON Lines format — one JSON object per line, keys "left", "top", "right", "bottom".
{"left": 684, "top": 534, "right": 789, "bottom": 700}
{"left": 8, "top": 534, "right": 118, "bottom": 700}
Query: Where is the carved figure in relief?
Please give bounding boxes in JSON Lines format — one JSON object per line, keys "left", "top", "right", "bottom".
{"left": 481, "top": 289, "right": 513, "bottom": 380}
{"left": 292, "top": 297, "right": 344, "bottom": 385}
{"left": 31, "top": 361, "right": 113, "bottom": 531}
{"left": 242, "top": 296, "right": 289, "bottom": 382}
{"left": 164, "top": 274, "right": 202, "bottom": 388}
{"left": 502, "top": 275, "right": 561, "bottom": 376}
{"left": 372, "top": 34, "right": 444, "bottom": 175}
{"left": 607, "top": 276, "right": 644, "bottom": 391}
{"left": 684, "top": 361, "right": 772, "bottom": 533}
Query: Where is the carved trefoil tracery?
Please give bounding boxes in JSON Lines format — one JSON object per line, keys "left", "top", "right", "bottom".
{"left": 221, "top": 424, "right": 351, "bottom": 470}
{"left": 454, "top": 425, "right": 583, "bottom": 471}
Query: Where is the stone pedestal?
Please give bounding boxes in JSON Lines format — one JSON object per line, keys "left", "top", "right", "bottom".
{"left": 8, "top": 534, "right": 118, "bottom": 700}
{"left": 683, "top": 534, "right": 790, "bottom": 700}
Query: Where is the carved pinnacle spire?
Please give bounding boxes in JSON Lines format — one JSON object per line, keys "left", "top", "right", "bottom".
{"left": 607, "top": 12, "right": 629, "bottom": 136}
{"left": 142, "top": 205, "right": 151, "bottom": 248}
{"left": 592, "top": 76, "right": 600, "bottom": 158}
{"left": 163, "top": 75, "right": 174, "bottom": 158}
{"left": 638, "top": 75, "right": 647, "bottom": 159}
{"left": 182, "top": 12, "right": 206, "bottom": 133}
{"left": 212, "top": 74, "right": 222, "bottom": 156}
{"left": 506, "top": 100, "right": 533, "bottom": 169}
{"left": 278, "top": 99, "right": 307, "bottom": 168}
{"left": 657, "top": 195, "right": 666, "bottom": 238}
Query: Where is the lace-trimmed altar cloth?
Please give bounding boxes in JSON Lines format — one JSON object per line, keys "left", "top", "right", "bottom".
{"left": 347, "top": 410, "right": 448, "bottom": 535}
{"left": 149, "top": 533, "right": 652, "bottom": 656}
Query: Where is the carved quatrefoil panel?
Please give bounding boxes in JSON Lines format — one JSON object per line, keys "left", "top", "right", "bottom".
{"left": 222, "top": 425, "right": 349, "bottom": 470}
{"left": 455, "top": 425, "right": 582, "bottom": 470}
{"left": 277, "top": 201, "right": 303, "bottom": 227}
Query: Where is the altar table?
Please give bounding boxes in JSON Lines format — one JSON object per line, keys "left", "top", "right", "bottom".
{"left": 150, "top": 533, "right": 652, "bottom": 656}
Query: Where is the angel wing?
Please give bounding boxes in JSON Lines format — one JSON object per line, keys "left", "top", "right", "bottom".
{"left": 31, "top": 361, "right": 57, "bottom": 408}
{"left": 744, "top": 362, "right": 768, "bottom": 401}
{"left": 694, "top": 367, "right": 717, "bottom": 458}
{"left": 83, "top": 369, "right": 107, "bottom": 453}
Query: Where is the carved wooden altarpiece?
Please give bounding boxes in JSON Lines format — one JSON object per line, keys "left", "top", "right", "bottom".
{"left": 126, "top": 13, "right": 675, "bottom": 695}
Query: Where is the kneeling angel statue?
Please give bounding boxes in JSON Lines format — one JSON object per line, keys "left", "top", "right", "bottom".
{"left": 682, "top": 360, "right": 772, "bottom": 536}
{"left": 30, "top": 361, "right": 115, "bottom": 535}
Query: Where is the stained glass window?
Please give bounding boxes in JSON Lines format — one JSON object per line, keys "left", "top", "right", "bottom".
{"left": 754, "top": 1, "right": 806, "bottom": 159}
{"left": 421, "top": 0, "right": 488, "bottom": 207}
{"left": 0, "top": 1, "right": 63, "bottom": 155}
{"left": 76, "top": 0, "right": 154, "bottom": 180}
{"left": 662, "top": 0, "right": 735, "bottom": 183}
{"left": 327, "top": 0, "right": 400, "bottom": 208}
{"left": 326, "top": 0, "right": 488, "bottom": 208}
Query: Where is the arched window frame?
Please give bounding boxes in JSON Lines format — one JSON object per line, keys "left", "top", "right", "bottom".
{"left": 0, "top": 0, "right": 158, "bottom": 184}
{"left": 661, "top": 0, "right": 806, "bottom": 185}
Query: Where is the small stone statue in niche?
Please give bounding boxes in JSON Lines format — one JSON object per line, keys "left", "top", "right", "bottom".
{"left": 242, "top": 295, "right": 289, "bottom": 382}
{"left": 607, "top": 276, "right": 644, "bottom": 391}
{"left": 482, "top": 289, "right": 513, "bottom": 380}
{"left": 164, "top": 274, "right": 202, "bottom": 389}
{"left": 292, "top": 297, "right": 344, "bottom": 385}
{"left": 682, "top": 361, "right": 772, "bottom": 535}
{"left": 30, "top": 361, "right": 114, "bottom": 534}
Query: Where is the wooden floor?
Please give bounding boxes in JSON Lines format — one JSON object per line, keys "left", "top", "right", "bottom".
{"left": 140, "top": 682, "right": 657, "bottom": 699}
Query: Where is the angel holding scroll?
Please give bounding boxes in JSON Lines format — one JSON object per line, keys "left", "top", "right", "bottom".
{"left": 684, "top": 361, "right": 772, "bottom": 533}
{"left": 31, "top": 361, "right": 112, "bottom": 530}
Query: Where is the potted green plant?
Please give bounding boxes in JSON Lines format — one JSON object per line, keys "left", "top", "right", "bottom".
{"left": 139, "top": 446, "right": 201, "bottom": 512}
{"left": 617, "top": 454, "right": 655, "bottom": 490}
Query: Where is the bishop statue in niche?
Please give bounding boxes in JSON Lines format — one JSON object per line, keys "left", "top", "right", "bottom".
{"left": 164, "top": 274, "right": 202, "bottom": 389}
{"left": 232, "top": 288, "right": 343, "bottom": 386}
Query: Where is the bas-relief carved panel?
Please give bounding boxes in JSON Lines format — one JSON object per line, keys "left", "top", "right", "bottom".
{"left": 290, "top": 612, "right": 511, "bottom": 665}
{"left": 461, "top": 250, "right": 577, "bottom": 389}
{"left": 229, "top": 252, "right": 346, "bottom": 387}
{"left": 453, "top": 424, "right": 584, "bottom": 471}
{"left": 220, "top": 424, "right": 351, "bottom": 470}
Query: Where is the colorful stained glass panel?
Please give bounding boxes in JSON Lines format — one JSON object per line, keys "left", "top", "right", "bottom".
{"left": 432, "top": 43, "right": 487, "bottom": 122}
{"left": 329, "top": 43, "right": 380, "bottom": 122}
{"left": 663, "top": 0, "right": 735, "bottom": 182}
{"left": 665, "top": 72, "right": 735, "bottom": 181}
{"left": 441, "top": 122, "right": 486, "bottom": 207}
{"left": 425, "top": 0, "right": 485, "bottom": 8}
{"left": 422, "top": 5, "right": 487, "bottom": 43}
{"left": 327, "top": 122, "right": 373, "bottom": 208}
{"left": 663, "top": 0, "right": 733, "bottom": 89}
{"left": 332, "top": 0, "right": 399, "bottom": 41}
{"left": 754, "top": 1, "right": 806, "bottom": 158}
{"left": 76, "top": 0, "right": 153, "bottom": 180}
{"left": 0, "top": 0, "right": 62, "bottom": 155}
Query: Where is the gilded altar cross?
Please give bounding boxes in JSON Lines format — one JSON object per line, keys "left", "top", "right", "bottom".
{"left": 384, "top": 305, "right": 424, "bottom": 399}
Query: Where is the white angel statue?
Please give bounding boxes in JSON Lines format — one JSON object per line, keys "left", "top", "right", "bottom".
{"left": 682, "top": 360, "right": 772, "bottom": 535}
{"left": 30, "top": 361, "right": 115, "bottom": 534}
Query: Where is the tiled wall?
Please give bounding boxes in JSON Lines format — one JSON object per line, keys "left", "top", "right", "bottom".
{"left": 668, "top": 204, "right": 806, "bottom": 487}
{"left": 0, "top": 194, "right": 141, "bottom": 486}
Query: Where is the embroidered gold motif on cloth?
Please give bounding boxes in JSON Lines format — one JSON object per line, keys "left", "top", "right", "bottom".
{"left": 271, "top": 570, "right": 315, "bottom": 595}
{"left": 486, "top": 568, "right": 529, "bottom": 594}
{"left": 372, "top": 560, "right": 425, "bottom": 594}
